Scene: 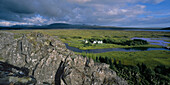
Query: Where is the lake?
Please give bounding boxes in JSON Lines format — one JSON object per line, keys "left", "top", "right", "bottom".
{"left": 124, "top": 29, "right": 170, "bottom": 32}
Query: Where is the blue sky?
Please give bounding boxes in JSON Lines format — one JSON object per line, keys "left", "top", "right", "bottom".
{"left": 0, "top": 0, "right": 169, "bottom": 27}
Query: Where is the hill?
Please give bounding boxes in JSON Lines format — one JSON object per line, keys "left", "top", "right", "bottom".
{"left": 161, "top": 27, "right": 170, "bottom": 30}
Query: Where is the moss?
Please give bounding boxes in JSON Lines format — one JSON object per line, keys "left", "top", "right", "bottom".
{"left": 14, "top": 34, "right": 22, "bottom": 39}
{"left": 0, "top": 57, "right": 5, "bottom": 62}
{"left": 71, "top": 56, "right": 76, "bottom": 59}
{"left": 9, "top": 76, "right": 33, "bottom": 83}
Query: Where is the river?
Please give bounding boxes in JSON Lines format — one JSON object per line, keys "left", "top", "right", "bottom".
{"left": 65, "top": 43, "right": 169, "bottom": 53}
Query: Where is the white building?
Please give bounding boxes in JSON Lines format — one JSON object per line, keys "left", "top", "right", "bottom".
{"left": 93, "top": 41, "right": 97, "bottom": 44}
{"left": 98, "top": 41, "right": 103, "bottom": 44}
{"left": 93, "top": 41, "right": 103, "bottom": 44}
{"left": 85, "top": 40, "right": 88, "bottom": 43}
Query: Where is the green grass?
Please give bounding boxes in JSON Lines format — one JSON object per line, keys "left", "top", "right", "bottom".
{"left": 168, "top": 44, "right": 170, "bottom": 46}
{"left": 164, "top": 40, "right": 170, "bottom": 42}
{"left": 76, "top": 50, "right": 170, "bottom": 68}
{"left": 4, "top": 29, "right": 170, "bottom": 38}
{"left": 14, "top": 34, "right": 22, "bottom": 39}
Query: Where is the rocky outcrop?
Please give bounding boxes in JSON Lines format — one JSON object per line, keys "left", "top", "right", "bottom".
{"left": 0, "top": 32, "right": 127, "bottom": 85}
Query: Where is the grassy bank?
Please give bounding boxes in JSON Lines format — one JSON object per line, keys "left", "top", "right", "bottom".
{"left": 76, "top": 50, "right": 170, "bottom": 68}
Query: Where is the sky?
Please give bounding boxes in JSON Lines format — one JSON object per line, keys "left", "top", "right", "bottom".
{"left": 0, "top": 0, "right": 170, "bottom": 27}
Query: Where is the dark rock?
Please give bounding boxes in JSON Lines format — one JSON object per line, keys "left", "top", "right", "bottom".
{"left": 0, "top": 61, "right": 36, "bottom": 85}
{"left": 0, "top": 32, "right": 128, "bottom": 85}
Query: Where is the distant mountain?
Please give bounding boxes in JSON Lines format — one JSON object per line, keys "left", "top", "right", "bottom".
{"left": 11, "top": 25, "right": 38, "bottom": 28}
{"left": 0, "top": 23, "right": 120, "bottom": 30}
{"left": 49, "top": 23, "right": 71, "bottom": 26}
{"left": 161, "top": 27, "right": 170, "bottom": 30}
{"left": 0, "top": 23, "right": 164, "bottom": 30}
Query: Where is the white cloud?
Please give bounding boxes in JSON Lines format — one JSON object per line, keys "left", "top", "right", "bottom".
{"left": 0, "top": 20, "right": 33, "bottom": 26}
{"left": 142, "top": 0, "right": 164, "bottom": 4}
{"left": 154, "top": 0, "right": 164, "bottom": 4}
{"left": 23, "top": 15, "right": 48, "bottom": 25}
{"left": 68, "top": 0, "right": 91, "bottom": 3}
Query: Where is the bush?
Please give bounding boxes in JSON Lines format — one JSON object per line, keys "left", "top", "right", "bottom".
{"left": 122, "top": 39, "right": 148, "bottom": 46}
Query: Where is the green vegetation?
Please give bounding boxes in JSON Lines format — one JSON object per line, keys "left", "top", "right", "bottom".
{"left": 95, "top": 56, "right": 170, "bottom": 85}
{"left": 78, "top": 50, "right": 170, "bottom": 67}
{"left": 4, "top": 29, "right": 170, "bottom": 39}
{"left": 78, "top": 50, "right": 170, "bottom": 85}
{"left": 14, "top": 34, "right": 22, "bottom": 39}
{"left": 168, "top": 44, "right": 170, "bottom": 46}
{"left": 164, "top": 39, "right": 170, "bottom": 42}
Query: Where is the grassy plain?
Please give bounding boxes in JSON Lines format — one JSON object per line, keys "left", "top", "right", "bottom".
{"left": 3, "top": 29, "right": 170, "bottom": 67}
{"left": 76, "top": 50, "right": 170, "bottom": 68}
{"left": 6, "top": 29, "right": 168, "bottom": 49}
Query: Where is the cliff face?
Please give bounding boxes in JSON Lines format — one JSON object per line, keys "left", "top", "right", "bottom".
{"left": 0, "top": 32, "right": 127, "bottom": 85}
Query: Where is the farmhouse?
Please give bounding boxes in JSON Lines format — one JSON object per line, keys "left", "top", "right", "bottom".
{"left": 84, "top": 39, "right": 103, "bottom": 44}
{"left": 93, "top": 41, "right": 103, "bottom": 44}
{"left": 85, "top": 40, "right": 88, "bottom": 43}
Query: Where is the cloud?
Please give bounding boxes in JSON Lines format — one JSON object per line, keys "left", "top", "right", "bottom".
{"left": 0, "top": 20, "right": 33, "bottom": 26}
{"left": 142, "top": 0, "right": 164, "bottom": 4}
{"left": 23, "top": 15, "right": 48, "bottom": 25}
{"left": 0, "top": 0, "right": 168, "bottom": 27}
{"left": 69, "top": 0, "right": 91, "bottom": 3}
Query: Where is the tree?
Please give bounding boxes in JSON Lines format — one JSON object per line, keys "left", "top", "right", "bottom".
{"left": 109, "top": 58, "right": 114, "bottom": 69}
{"left": 113, "top": 58, "right": 117, "bottom": 66}
{"left": 96, "top": 57, "right": 100, "bottom": 62}
{"left": 104, "top": 57, "right": 109, "bottom": 64}
{"left": 144, "top": 68, "right": 155, "bottom": 84}
{"left": 117, "top": 60, "right": 123, "bottom": 69}
{"left": 139, "top": 63, "right": 147, "bottom": 73}
{"left": 99, "top": 56, "right": 105, "bottom": 63}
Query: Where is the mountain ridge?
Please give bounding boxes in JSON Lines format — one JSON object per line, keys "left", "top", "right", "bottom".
{"left": 0, "top": 23, "right": 163, "bottom": 30}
